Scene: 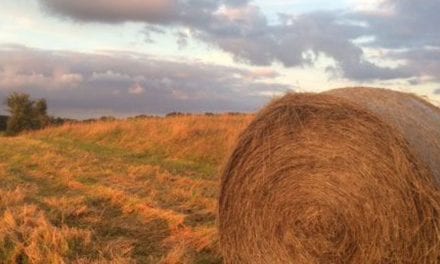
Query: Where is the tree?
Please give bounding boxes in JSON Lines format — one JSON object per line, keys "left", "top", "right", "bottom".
{"left": 0, "top": 115, "right": 7, "bottom": 131}
{"left": 33, "top": 98, "right": 50, "bottom": 128}
{"left": 5, "top": 92, "right": 50, "bottom": 135}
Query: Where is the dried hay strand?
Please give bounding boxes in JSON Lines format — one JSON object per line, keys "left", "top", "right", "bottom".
{"left": 219, "top": 88, "right": 440, "bottom": 263}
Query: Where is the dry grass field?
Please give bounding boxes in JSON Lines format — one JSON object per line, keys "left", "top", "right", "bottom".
{"left": 0, "top": 115, "right": 253, "bottom": 263}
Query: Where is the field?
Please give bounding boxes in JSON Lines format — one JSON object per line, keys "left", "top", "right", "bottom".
{"left": 0, "top": 115, "right": 253, "bottom": 263}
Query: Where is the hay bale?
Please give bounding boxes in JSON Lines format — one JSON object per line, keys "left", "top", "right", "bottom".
{"left": 327, "top": 87, "right": 440, "bottom": 183}
{"left": 219, "top": 88, "right": 440, "bottom": 263}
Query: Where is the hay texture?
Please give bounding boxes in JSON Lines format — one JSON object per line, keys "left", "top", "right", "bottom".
{"left": 219, "top": 88, "right": 440, "bottom": 263}
{"left": 327, "top": 87, "right": 440, "bottom": 183}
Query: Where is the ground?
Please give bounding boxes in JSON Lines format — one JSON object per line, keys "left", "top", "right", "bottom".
{"left": 0, "top": 115, "right": 252, "bottom": 264}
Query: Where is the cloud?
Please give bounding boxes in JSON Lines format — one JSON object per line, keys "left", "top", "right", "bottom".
{"left": 388, "top": 48, "right": 440, "bottom": 82}
{"left": 0, "top": 45, "right": 84, "bottom": 90}
{"left": 203, "top": 0, "right": 440, "bottom": 82}
{"left": 356, "top": 0, "right": 440, "bottom": 49}
{"left": 128, "top": 83, "right": 145, "bottom": 95}
{"left": 346, "top": 0, "right": 440, "bottom": 82}
{"left": 38, "top": 0, "right": 248, "bottom": 25}
{"left": 36, "top": 0, "right": 440, "bottom": 84}
{"left": 435, "top": 89, "right": 440, "bottom": 95}
{"left": 0, "top": 45, "right": 291, "bottom": 118}
{"left": 39, "top": 0, "right": 178, "bottom": 24}
{"left": 243, "top": 68, "right": 280, "bottom": 80}
{"left": 199, "top": 7, "right": 407, "bottom": 81}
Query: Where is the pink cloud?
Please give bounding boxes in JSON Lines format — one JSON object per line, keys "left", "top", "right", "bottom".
{"left": 128, "top": 83, "right": 145, "bottom": 95}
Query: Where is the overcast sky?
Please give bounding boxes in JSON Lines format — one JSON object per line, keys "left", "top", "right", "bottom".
{"left": 1, "top": 0, "right": 439, "bottom": 118}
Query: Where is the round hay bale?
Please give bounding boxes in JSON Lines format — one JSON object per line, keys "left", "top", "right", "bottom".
{"left": 219, "top": 88, "right": 440, "bottom": 263}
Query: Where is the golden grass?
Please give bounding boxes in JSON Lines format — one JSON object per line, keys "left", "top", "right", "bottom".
{"left": 34, "top": 115, "right": 253, "bottom": 165}
{"left": 0, "top": 114, "right": 253, "bottom": 263}
{"left": 0, "top": 205, "right": 93, "bottom": 264}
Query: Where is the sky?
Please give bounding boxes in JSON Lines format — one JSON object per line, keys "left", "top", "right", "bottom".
{"left": 1, "top": 0, "right": 440, "bottom": 118}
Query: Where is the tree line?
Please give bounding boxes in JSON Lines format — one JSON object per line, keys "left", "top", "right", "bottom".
{"left": 1, "top": 92, "right": 248, "bottom": 136}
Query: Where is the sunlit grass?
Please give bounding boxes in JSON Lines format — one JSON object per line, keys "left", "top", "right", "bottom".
{"left": 0, "top": 114, "right": 253, "bottom": 263}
